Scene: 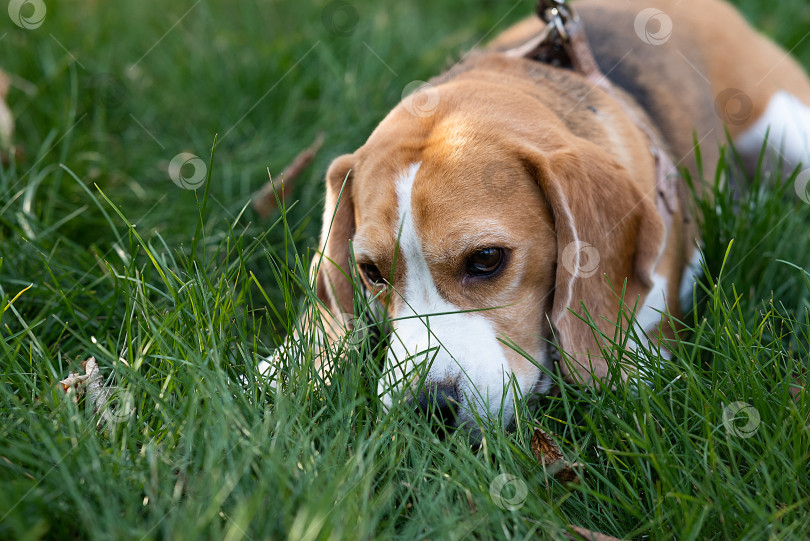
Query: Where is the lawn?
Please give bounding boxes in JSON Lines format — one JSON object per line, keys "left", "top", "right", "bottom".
{"left": 1, "top": 0, "right": 809, "bottom": 539}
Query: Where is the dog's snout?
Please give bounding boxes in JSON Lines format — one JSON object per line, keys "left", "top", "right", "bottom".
{"left": 413, "top": 382, "right": 460, "bottom": 435}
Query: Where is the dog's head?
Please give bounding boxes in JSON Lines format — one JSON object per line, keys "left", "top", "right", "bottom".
{"left": 314, "top": 73, "right": 665, "bottom": 434}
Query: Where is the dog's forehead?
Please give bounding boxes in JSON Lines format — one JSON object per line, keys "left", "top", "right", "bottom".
{"left": 357, "top": 160, "right": 541, "bottom": 249}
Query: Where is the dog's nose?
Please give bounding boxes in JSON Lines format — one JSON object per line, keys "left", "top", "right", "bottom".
{"left": 412, "top": 382, "right": 460, "bottom": 435}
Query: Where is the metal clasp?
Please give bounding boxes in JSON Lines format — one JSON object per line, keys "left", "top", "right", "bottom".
{"left": 538, "top": 0, "right": 579, "bottom": 42}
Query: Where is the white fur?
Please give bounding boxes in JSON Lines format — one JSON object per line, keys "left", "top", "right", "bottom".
{"left": 735, "top": 91, "right": 810, "bottom": 169}
{"left": 628, "top": 250, "right": 703, "bottom": 360}
{"left": 620, "top": 273, "right": 673, "bottom": 390}
{"left": 679, "top": 248, "right": 703, "bottom": 313}
{"left": 378, "top": 162, "right": 537, "bottom": 427}
{"left": 625, "top": 273, "right": 671, "bottom": 360}
{"left": 633, "top": 273, "right": 669, "bottom": 339}
{"left": 557, "top": 196, "right": 581, "bottom": 319}
{"left": 255, "top": 355, "right": 279, "bottom": 390}
{"left": 257, "top": 358, "right": 273, "bottom": 377}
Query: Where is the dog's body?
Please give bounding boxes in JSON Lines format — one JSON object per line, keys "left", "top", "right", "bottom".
{"left": 268, "top": 0, "right": 810, "bottom": 433}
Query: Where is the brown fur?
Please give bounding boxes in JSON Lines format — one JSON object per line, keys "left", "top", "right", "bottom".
{"left": 304, "top": 0, "right": 810, "bottom": 386}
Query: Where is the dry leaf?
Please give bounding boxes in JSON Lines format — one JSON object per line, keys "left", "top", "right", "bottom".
{"left": 59, "top": 356, "right": 99, "bottom": 397}
{"left": 58, "top": 357, "right": 129, "bottom": 425}
{"left": 555, "top": 461, "right": 584, "bottom": 483}
{"left": 530, "top": 427, "right": 582, "bottom": 483}
{"left": 531, "top": 427, "right": 564, "bottom": 464}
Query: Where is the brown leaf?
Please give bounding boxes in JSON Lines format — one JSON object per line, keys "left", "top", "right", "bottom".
{"left": 531, "top": 427, "right": 564, "bottom": 465}
{"left": 530, "top": 428, "right": 582, "bottom": 483}
{"left": 555, "top": 462, "right": 584, "bottom": 483}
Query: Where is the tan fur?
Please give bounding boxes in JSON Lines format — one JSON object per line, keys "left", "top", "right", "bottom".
{"left": 491, "top": 0, "right": 810, "bottom": 167}
{"left": 302, "top": 0, "right": 810, "bottom": 388}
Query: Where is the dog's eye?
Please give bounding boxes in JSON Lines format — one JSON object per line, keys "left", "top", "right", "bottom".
{"left": 359, "top": 263, "right": 384, "bottom": 286}
{"left": 466, "top": 248, "right": 504, "bottom": 277}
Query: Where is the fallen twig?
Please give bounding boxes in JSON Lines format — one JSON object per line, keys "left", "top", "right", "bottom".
{"left": 252, "top": 132, "right": 325, "bottom": 217}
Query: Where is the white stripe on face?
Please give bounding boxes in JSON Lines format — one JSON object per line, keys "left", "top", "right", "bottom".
{"left": 378, "top": 162, "right": 535, "bottom": 429}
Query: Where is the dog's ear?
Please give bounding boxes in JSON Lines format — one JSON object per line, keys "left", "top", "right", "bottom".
{"left": 525, "top": 142, "right": 666, "bottom": 384}
{"left": 314, "top": 153, "right": 357, "bottom": 319}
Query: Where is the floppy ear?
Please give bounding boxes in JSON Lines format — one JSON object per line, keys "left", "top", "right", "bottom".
{"left": 526, "top": 142, "right": 666, "bottom": 384}
{"left": 314, "top": 153, "right": 357, "bottom": 319}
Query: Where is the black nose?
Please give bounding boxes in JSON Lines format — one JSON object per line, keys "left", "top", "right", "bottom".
{"left": 413, "top": 382, "right": 460, "bottom": 435}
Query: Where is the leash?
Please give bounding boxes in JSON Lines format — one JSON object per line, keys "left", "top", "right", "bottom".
{"left": 506, "top": 0, "right": 680, "bottom": 230}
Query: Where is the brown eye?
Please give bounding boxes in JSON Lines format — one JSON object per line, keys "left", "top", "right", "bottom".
{"left": 359, "top": 263, "right": 384, "bottom": 286}
{"left": 466, "top": 248, "right": 504, "bottom": 277}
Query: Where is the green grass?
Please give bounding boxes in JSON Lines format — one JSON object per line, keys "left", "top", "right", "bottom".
{"left": 2, "top": 1, "right": 810, "bottom": 539}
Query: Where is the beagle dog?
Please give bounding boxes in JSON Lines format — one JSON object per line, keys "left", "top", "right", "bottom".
{"left": 265, "top": 0, "right": 810, "bottom": 434}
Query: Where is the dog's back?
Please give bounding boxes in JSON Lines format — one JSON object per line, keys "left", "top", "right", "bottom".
{"left": 487, "top": 0, "right": 810, "bottom": 177}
